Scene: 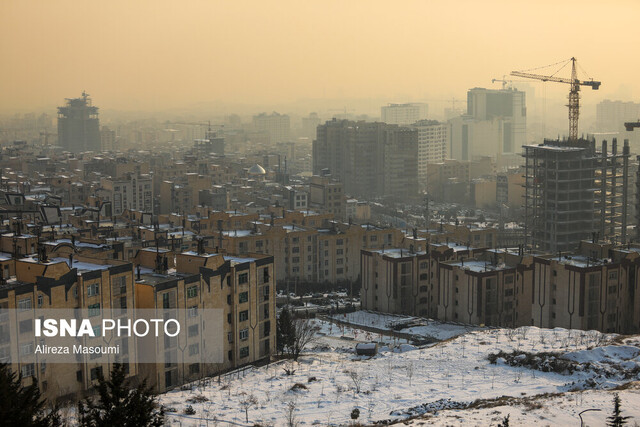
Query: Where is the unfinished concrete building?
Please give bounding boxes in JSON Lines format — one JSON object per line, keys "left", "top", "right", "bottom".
{"left": 524, "top": 137, "right": 629, "bottom": 253}
{"left": 57, "top": 91, "right": 101, "bottom": 153}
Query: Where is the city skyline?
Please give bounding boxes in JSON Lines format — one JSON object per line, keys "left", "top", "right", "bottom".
{"left": 1, "top": 0, "right": 639, "bottom": 113}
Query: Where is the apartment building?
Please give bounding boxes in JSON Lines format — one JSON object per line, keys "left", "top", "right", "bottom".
{"left": 381, "top": 103, "right": 428, "bottom": 125}
{"left": 132, "top": 249, "right": 275, "bottom": 393}
{"left": 361, "top": 241, "right": 485, "bottom": 317}
{"left": 219, "top": 221, "right": 401, "bottom": 286}
{"left": 0, "top": 255, "right": 136, "bottom": 401}
{"left": 309, "top": 175, "right": 344, "bottom": 220}
{"left": 437, "top": 250, "right": 534, "bottom": 326}
{"left": 410, "top": 120, "right": 449, "bottom": 189}
{"left": 99, "top": 173, "right": 154, "bottom": 215}
{"left": 364, "top": 239, "right": 640, "bottom": 335}
{"left": 313, "top": 119, "right": 419, "bottom": 200}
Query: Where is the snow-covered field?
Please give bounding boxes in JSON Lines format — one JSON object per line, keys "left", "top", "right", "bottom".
{"left": 158, "top": 313, "right": 640, "bottom": 426}
{"left": 328, "top": 310, "right": 484, "bottom": 341}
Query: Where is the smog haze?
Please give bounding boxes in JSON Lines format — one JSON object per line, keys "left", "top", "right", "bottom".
{"left": 1, "top": 0, "right": 639, "bottom": 114}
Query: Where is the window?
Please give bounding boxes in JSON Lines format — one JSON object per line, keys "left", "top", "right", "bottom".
{"left": 609, "top": 271, "right": 618, "bottom": 280}
{"left": 162, "top": 293, "right": 171, "bottom": 309}
{"left": 88, "top": 283, "right": 100, "bottom": 297}
{"left": 228, "top": 332, "right": 234, "bottom": 343}
{"left": 88, "top": 303, "right": 101, "bottom": 317}
{"left": 187, "top": 286, "right": 198, "bottom": 298}
{"left": 240, "top": 328, "right": 249, "bottom": 341}
{"left": 21, "top": 364, "right": 34, "bottom": 378}
{"left": 18, "top": 298, "right": 31, "bottom": 311}
{"left": 93, "top": 325, "right": 101, "bottom": 337}
{"left": 189, "top": 363, "right": 200, "bottom": 375}
{"left": 37, "top": 295, "right": 44, "bottom": 308}
{"left": 239, "top": 346, "right": 249, "bottom": 358}
{"left": 420, "top": 262, "right": 427, "bottom": 269}
{"left": 239, "top": 292, "right": 249, "bottom": 303}
{"left": 239, "top": 310, "right": 249, "bottom": 322}
{"left": 189, "top": 343, "right": 199, "bottom": 356}
{"left": 20, "top": 343, "right": 33, "bottom": 356}
{"left": 238, "top": 273, "right": 248, "bottom": 285}
{"left": 188, "top": 324, "right": 199, "bottom": 337}
{"left": 337, "top": 239, "right": 344, "bottom": 245}
{"left": 188, "top": 306, "right": 198, "bottom": 318}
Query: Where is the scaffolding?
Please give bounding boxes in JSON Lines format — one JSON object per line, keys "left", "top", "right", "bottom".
{"left": 524, "top": 137, "right": 629, "bottom": 253}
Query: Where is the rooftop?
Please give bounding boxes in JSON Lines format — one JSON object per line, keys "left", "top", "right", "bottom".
{"left": 372, "top": 248, "right": 426, "bottom": 258}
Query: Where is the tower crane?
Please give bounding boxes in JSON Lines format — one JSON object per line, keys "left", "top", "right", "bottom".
{"left": 510, "top": 57, "right": 600, "bottom": 141}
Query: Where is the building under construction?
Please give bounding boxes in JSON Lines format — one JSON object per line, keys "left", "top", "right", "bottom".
{"left": 57, "top": 91, "right": 100, "bottom": 153}
{"left": 524, "top": 137, "right": 629, "bottom": 253}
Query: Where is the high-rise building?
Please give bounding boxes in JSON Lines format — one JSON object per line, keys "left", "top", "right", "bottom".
{"left": 301, "top": 112, "right": 322, "bottom": 140}
{"left": 100, "top": 126, "right": 116, "bottom": 151}
{"left": 524, "top": 137, "right": 630, "bottom": 253}
{"left": 449, "top": 88, "right": 526, "bottom": 169}
{"left": 313, "top": 119, "right": 419, "bottom": 200}
{"left": 57, "top": 92, "right": 101, "bottom": 152}
{"left": 381, "top": 103, "right": 428, "bottom": 125}
{"left": 410, "top": 120, "right": 449, "bottom": 189}
{"left": 253, "top": 112, "right": 290, "bottom": 144}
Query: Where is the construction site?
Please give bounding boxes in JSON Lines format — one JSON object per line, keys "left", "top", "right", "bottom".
{"left": 523, "top": 137, "right": 630, "bottom": 253}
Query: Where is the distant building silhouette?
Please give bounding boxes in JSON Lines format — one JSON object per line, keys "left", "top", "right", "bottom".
{"left": 57, "top": 92, "right": 100, "bottom": 152}
{"left": 381, "top": 103, "right": 428, "bottom": 125}
{"left": 313, "top": 119, "right": 419, "bottom": 200}
{"left": 253, "top": 112, "right": 290, "bottom": 144}
{"left": 449, "top": 87, "right": 526, "bottom": 170}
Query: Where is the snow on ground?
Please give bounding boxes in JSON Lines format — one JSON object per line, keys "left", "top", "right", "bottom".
{"left": 328, "top": 310, "right": 483, "bottom": 341}
{"left": 157, "top": 317, "right": 640, "bottom": 426}
{"left": 406, "top": 386, "right": 640, "bottom": 426}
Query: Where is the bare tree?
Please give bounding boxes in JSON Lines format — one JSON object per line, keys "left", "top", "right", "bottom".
{"left": 406, "top": 362, "right": 414, "bottom": 386}
{"left": 347, "top": 370, "right": 362, "bottom": 393}
{"left": 238, "top": 392, "right": 258, "bottom": 423}
{"left": 289, "top": 319, "right": 320, "bottom": 361}
{"left": 284, "top": 400, "right": 299, "bottom": 427}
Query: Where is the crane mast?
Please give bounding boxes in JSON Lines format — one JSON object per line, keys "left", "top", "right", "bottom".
{"left": 511, "top": 57, "right": 600, "bottom": 141}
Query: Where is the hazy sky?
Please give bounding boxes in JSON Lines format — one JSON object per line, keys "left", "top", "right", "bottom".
{"left": 1, "top": 0, "right": 639, "bottom": 113}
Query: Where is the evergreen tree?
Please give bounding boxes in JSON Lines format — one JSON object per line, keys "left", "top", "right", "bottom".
{"left": 0, "top": 363, "right": 60, "bottom": 426}
{"left": 607, "top": 393, "right": 631, "bottom": 426}
{"left": 78, "top": 363, "right": 164, "bottom": 427}
{"left": 277, "top": 306, "right": 295, "bottom": 354}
